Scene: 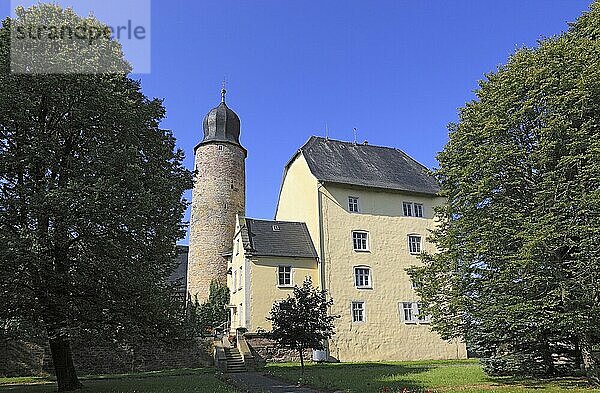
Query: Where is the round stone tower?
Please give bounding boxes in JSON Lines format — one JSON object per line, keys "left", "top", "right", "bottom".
{"left": 187, "top": 89, "right": 246, "bottom": 302}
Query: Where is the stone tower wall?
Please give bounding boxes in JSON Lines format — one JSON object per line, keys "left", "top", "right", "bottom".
{"left": 188, "top": 142, "right": 245, "bottom": 302}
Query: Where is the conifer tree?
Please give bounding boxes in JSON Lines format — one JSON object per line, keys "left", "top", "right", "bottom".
{"left": 409, "top": 1, "right": 600, "bottom": 384}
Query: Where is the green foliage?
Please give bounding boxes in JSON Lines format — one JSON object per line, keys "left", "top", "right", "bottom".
{"left": 0, "top": 3, "right": 193, "bottom": 391}
{"left": 267, "top": 277, "right": 339, "bottom": 373}
{"left": 408, "top": 0, "right": 600, "bottom": 382}
{"left": 191, "top": 280, "right": 230, "bottom": 336}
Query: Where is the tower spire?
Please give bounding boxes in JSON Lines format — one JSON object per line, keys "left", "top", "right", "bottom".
{"left": 221, "top": 79, "right": 227, "bottom": 103}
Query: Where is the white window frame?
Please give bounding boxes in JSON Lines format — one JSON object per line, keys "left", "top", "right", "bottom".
{"left": 352, "top": 231, "right": 369, "bottom": 252}
{"left": 403, "top": 201, "right": 413, "bottom": 217}
{"left": 401, "top": 302, "right": 416, "bottom": 323}
{"left": 238, "top": 266, "right": 243, "bottom": 291}
{"left": 414, "top": 203, "right": 424, "bottom": 218}
{"left": 353, "top": 266, "right": 372, "bottom": 289}
{"left": 351, "top": 301, "right": 365, "bottom": 323}
{"left": 348, "top": 196, "right": 360, "bottom": 213}
{"left": 400, "top": 302, "right": 430, "bottom": 324}
{"left": 408, "top": 234, "right": 422, "bottom": 255}
{"left": 277, "top": 265, "right": 293, "bottom": 287}
{"left": 218, "top": 144, "right": 224, "bottom": 151}
{"left": 403, "top": 201, "right": 425, "bottom": 218}
{"left": 233, "top": 270, "right": 238, "bottom": 293}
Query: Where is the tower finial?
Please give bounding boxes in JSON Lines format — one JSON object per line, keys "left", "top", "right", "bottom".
{"left": 221, "top": 79, "right": 227, "bottom": 103}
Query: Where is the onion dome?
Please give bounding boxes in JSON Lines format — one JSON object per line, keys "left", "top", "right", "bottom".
{"left": 199, "top": 88, "right": 242, "bottom": 147}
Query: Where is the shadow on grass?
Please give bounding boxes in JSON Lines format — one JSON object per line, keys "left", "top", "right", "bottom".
{"left": 0, "top": 368, "right": 220, "bottom": 393}
{"left": 265, "top": 362, "right": 432, "bottom": 392}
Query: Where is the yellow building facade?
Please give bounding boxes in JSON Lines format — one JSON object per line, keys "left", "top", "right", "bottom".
{"left": 228, "top": 216, "right": 319, "bottom": 334}
{"left": 229, "top": 136, "right": 467, "bottom": 362}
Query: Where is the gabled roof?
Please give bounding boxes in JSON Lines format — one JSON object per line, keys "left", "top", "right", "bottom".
{"left": 242, "top": 218, "right": 318, "bottom": 258}
{"left": 168, "top": 245, "right": 189, "bottom": 287}
{"left": 297, "top": 136, "right": 440, "bottom": 195}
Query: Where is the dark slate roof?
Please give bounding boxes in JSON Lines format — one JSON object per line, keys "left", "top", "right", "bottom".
{"left": 245, "top": 218, "right": 318, "bottom": 258}
{"left": 299, "top": 136, "right": 439, "bottom": 195}
{"left": 168, "top": 245, "right": 188, "bottom": 286}
{"left": 196, "top": 100, "right": 243, "bottom": 151}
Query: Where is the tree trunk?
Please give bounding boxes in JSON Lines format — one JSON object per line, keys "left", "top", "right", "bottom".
{"left": 47, "top": 327, "right": 81, "bottom": 392}
{"left": 581, "top": 334, "right": 599, "bottom": 386}
{"left": 541, "top": 338, "right": 555, "bottom": 376}
{"left": 299, "top": 347, "right": 305, "bottom": 376}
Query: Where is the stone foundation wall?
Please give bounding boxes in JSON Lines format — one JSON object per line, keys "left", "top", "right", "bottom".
{"left": 245, "top": 334, "right": 312, "bottom": 365}
{"left": 0, "top": 337, "right": 213, "bottom": 377}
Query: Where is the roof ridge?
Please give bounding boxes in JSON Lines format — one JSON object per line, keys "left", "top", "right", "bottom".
{"left": 308, "top": 135, "right": 406, "bottom": 152}
{"left": 245, "top": 217, "right": 307, "bottom": 225}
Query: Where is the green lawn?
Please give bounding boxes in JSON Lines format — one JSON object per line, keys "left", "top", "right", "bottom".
{"left": 0, "top": 368, "right": 238, "bottom": 393}
{"left": 265, "top": 359, "right": 600, "bottom": 393}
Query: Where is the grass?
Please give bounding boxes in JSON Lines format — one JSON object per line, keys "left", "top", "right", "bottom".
{"left": 264, "top": 359, "right": 600, "bottom": 392}
{"left": 0, "top": 368, "right": 238, "bottom": 393}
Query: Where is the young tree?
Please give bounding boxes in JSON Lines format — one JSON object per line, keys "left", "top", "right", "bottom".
{"left": 0, "top": 5, "right": 193, "bottom": 391}
{"left": 408, "top": 1, "right": 600, "bottom": 384}
{"left": 267, "top": 277, "right": 339, "bottom": 375}
{"left": 192, "top": 280, "right": 230, "bottom": 336}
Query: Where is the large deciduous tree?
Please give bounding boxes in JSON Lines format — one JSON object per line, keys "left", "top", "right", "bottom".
{"left": 409, "top": 1, "right": 600, "bottom": 384}
{"left": 0, "top": 5, "right": 193, "bottom": 391}
{"left": 268, "top": 278, "right": 338, "bottom": 375}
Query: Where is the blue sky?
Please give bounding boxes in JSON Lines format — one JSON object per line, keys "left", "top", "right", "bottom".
{"left": 1, "top": 0, "right": 593, "bottom": 241}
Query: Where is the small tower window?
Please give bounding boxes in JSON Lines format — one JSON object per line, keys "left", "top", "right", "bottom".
{"left": 230, "top": 180, "right": 234, "bottom": 190}
{"left": 218, "top": 145, "right": 224, "bottom": 151}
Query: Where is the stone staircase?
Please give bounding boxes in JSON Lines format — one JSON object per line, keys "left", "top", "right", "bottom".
{"left": 224, "top": 347, "right": 247, "bottom": 373}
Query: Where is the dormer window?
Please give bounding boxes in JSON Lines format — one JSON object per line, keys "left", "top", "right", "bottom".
{"left": 272, "top": 225, "right": 280, "bottom": 231}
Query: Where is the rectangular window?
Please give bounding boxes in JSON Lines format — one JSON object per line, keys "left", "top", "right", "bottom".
{"left": 233, "top": 270, "right": 237, "bottom": 293}
{"left": 402, "top": 302, "right": 417, "bottom": 323}
{"left": 238, "top": 266, "right": 243, "bottom": 290}
{"left": 408, "top": 235, "right": 422, "bottom": 254}
{"left": 348, "top": 196, "right": 360, "bottom": 213}
{"left": 354, "top": 267, "right": 371, "bottom": 288}
{"left": 403, "top": 202, "right": 413, "bottom": 217}
{"left": 278, "top": 265, "right": 292, "bottom": 287}
{"left": 352, "top": 231, "right": 369, "bottom": 251}
{"left": 351, "top": 301, "right": 365, "bottom": 323}
{"left": 414, "top": 203, "right": 424, "bottom": 218}
{"left": 401, "top": 302, "right": 430, "bottom": 324}
{"left": 404, "top": 202, "right": 424, "bottom": 218}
